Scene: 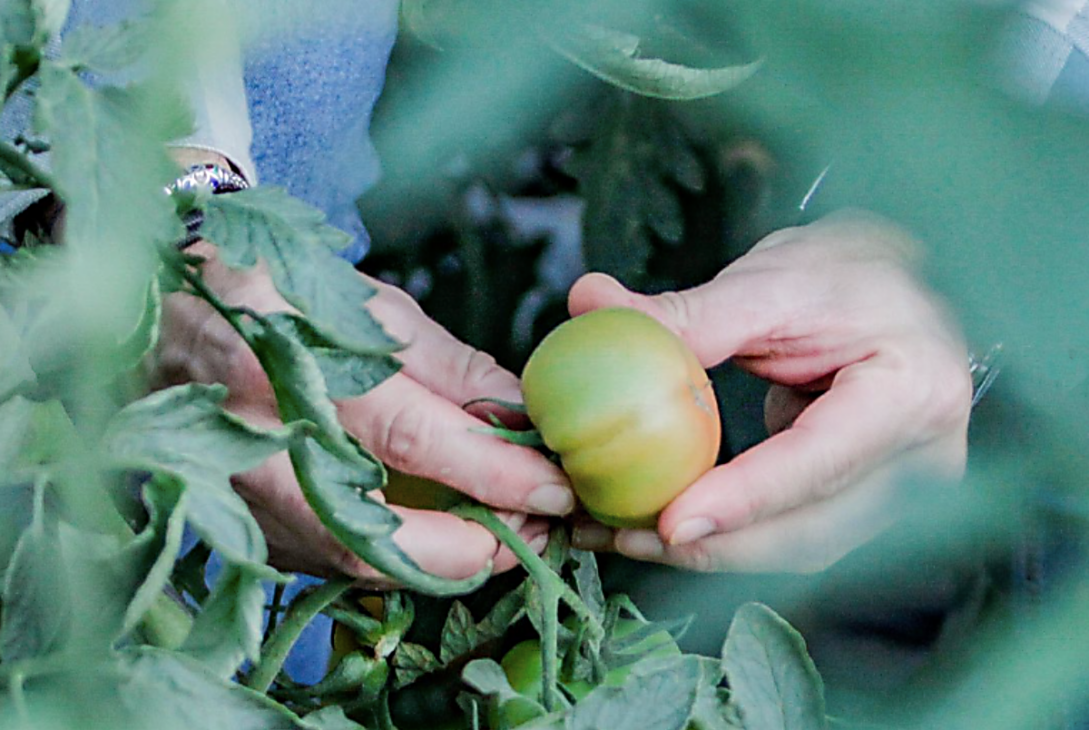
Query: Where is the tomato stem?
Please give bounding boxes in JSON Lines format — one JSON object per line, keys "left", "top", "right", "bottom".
{"left": 245, "top": 578, "right": 353, "bottom": 693}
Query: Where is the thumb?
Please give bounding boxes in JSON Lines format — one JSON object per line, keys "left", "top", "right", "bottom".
{"left": 568, "top": 272, "right": 752, "bottom": 369}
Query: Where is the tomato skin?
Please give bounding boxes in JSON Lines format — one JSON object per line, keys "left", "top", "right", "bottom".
{"left": 521, "top": 307, "right": 721, "bottom": 528}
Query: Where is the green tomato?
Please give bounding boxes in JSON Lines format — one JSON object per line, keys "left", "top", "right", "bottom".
{"left": 521, "top": 307, "right": 721, "bottom": 528}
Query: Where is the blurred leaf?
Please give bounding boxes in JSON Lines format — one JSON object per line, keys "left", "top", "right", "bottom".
{"left": 119, "top": 647, "right": 319, "bottom": 730}
{"left": 299, "top": 706, "right": 369, "bottom": 730}
{"left": 104, "top": 384, "right": 297, "bottom": 568}
{"left": 171, "top": 539, "right": 212, "bottom": 605}
{"left": 264, "top": 312, "right": 401, "bottom": 401}
{"left": 722, "top": 603, "right": 826, "bottom": 730}
{"left": 203, "top": 187, "right": 402, "bottom": 354}
{"left": 462, "top": 657, "right": 528, "bottom": 704}
{"left": 546, "top": 23, "right": 761, "bottom": 101}
{"left": 567, "top": 654, "right": 703, "bottom": 730}
{"left": 440, "top": 601, "right": 480, "bottom": 664}
{"left": 1, "top": 0, "right": 69, "bottom": 48}
{"left": 182, "top": 563, "right": 283, "bottom": 679}
{"left": 0, "top": 495, "right": 70, "bottom": 662}
{"left": 0, "top": 305, "right": 35, "bottom": 400}
{"left": 58, "top": 17, "right": 150, "bottom": 72}
{"left": 565, "top": 91, "right": 705, "bottom": 286}
{"left": 0, "top": 483, "right": 33, "bottom": 584}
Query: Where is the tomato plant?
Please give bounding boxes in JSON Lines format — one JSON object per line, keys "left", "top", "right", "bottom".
{"left": 521, "top": 307, "right": 721, "bottom": 528}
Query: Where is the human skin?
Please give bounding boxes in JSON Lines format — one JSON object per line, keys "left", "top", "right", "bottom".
{"left": 568, "top": 211, "right": 973, "bottom": 573}
{"left": 153, "top": 156, "right": 572, "bottom": 586}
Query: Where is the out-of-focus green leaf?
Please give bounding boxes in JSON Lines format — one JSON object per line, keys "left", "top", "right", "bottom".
{"left": 1, "top": 0, "right": 69, "bottom": 48}
{"left": 546, "top": 23, "right": 761, "bottom": 101}
{"left": 121, "top": 474, "right": 188, "bottom": 636}
{"left": 565, "top": 92, "right": 704, "bottom": 286}
{"left": 58, "top": 18, "right": 150, "bottom": 72}
{"left": 566, "top": 654, "right": 703, "bottom": 730}
{"left": 299, "top": 706, "right": 369, "bottom": 730}
{"left": 722, "top": 603, "right": 825, "bottom": 730}
{"left": 1, "top": 495, "right": 70, "bottom": 662}
{"left": 103, "top": 384, "right": 297, "bottom": 568}
{"left": 203, "top": 187, "right": 402, "bottom": 354}
{"left": 0, "top": 305, "right": 35, "bottom": 401}
{"left": 182, "top": 563, "right": 279, "bottom": 679}
{"left": 119, "top": 647, "right": 319, "bottom": 730}
{"left": 264, "top": 312, "right": 401, "bottom": 401}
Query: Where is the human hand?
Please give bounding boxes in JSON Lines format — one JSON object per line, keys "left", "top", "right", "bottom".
{"left": 153, "top": 241, "right": 573, "bottom": 588}
{"left": 567, "top": 212, "right": 973, "bottom": 572}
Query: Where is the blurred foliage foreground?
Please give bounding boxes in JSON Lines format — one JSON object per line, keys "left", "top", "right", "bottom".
{"left": 3, "top": 0, "right": 1089, "bottom": 729}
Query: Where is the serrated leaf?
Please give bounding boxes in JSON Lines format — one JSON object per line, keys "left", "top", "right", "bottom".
{"left": 392, "top": 641, "right": 442, "bottom": 688}
{"left": 203, "top": 187, "right": 402, "bottom": 354}
{"left": 104, "top": 384, "right": 297, "bottom": 567}
{"left": 182, "top": 563, "right": 279, "bottom": 678}
{"left": 570, "top": 549, "right": 605, "bottom": 619}
{"left": 440, "top": 601, "right": 480, "bottom": 664}
{"left": 291, "top": 437, "right": 490, "bottom": 597}
{"left": 568, "top": 92, "right": 700, "bottom": 286}
{"left": 546, "top": 23, "right": 761, "bottom": 101}
{"left": 722, "top": 603, "right": 826, "bottom": 730}
{"left": 477, "top": 585, "right": 527, "bottom": 645}
{"left": 264, "top": 312, "right": 400, "bottom": 401}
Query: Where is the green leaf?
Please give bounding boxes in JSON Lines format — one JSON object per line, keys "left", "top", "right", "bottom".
{"left": 0, "top": 498, "right": 70, "bottom": 662}
{"left": 118, "top": 647, "right": 319, "bottom": 730}
{"left": 203, "top": 187, "right": 402, "bottom": 353}
{"left": 0, "top": 304, "right": 36, "bottom": 401}
{"left": 440, "top": 601, "right": 480, "bottom": 664}
{"left": 570, "top": 549, "right": 605, "bottom": 619}
{"left": 264, "top": 312, "right": 401, "bottom": 401}
{"left": 565, "top": 92, "right": 705, "bottom": 287}
{"left": 567, "top": 654, "right": 703, "bottom": 730}
{"left": 1, "top": 0, "right": 68, "bottom": 48}
{"left": 104, "top": 384, "right": 297, "bottom": 567}
{"left": 182, "top": 563, "right": 280, "bottom": 678}
{"left": 545, "top": 23, "right": 761, "bottom": 101}
{"left": 0, "top": 483, "right": 33, "bottom": 584}
{"left": 392, "top": 641, "right": 442, "bottom": 689}
{"left": 58, "top": 17, "right": 150, "bottom": 72}
{"left": 300, "top": 706, "right": 370, "bottom": 730}
{"left": 462, "top": 658, "right": 529, "bottom": 705}
{"left": 122, "top": 474, "right": 188, "bottom": 635}
{"left": 291, "top": 438, "right": 490, "bottom": 597}
{"left": 721, "top": 603, "right": 826, "bottom": 730}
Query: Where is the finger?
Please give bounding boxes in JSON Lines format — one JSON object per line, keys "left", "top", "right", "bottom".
{"left": 657, "top": 356, "right": 956, "bottom": 543}
{"left": 366, "top": 279, "right": 525, "bottom": 407}
{"left": 567, "top": 270, "right": 812, "bottom": 371}
{"left": 234, "top": 450, "right": 550, "bottom": 586}
{"left": 340, "top": 373, "right": 575, "bottom": 516}
{"left": 613, "top": 465, "right": 905, "bottom": 573}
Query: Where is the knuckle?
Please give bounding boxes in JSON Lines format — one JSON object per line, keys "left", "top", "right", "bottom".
{"left": 377, "top": 403, "right": 434, "bottom": 472}
{"left": 453, "top": 347, "right": 505, "bottom": 394}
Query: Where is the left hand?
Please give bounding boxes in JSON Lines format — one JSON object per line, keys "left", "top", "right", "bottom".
{"left": 568, "top": 212, "right": 973, "bottom": 572}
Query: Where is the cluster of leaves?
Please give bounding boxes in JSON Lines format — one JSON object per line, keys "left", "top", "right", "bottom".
{"left": 0, "top": 2, "right": 489, "bottom": 729}
{"left": 317, "top": 513, "right": 828, "bottom": 730}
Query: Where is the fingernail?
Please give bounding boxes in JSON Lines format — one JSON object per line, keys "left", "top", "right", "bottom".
{"left": 668, "top": 518, "right": 716, "bottom": 546}
{"left": 571, "top": 523, "right": 613, "bottom": 551}
{"left": 525, "top": 484, "right": 576, "bottom": 516}
{"left": 527, "top": 533, "right": 550, "bottom": 554}
{"left": 616, "top": 530, "right": 665, "bottom": 559}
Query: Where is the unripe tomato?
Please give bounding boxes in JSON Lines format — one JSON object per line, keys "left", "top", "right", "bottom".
{"left": 521, "top": 307, "right": 721, "bottom": 528}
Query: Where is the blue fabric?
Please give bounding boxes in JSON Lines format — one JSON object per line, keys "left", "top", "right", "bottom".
{"left": 241, "top": 3, "right": 398, "bottom": 263}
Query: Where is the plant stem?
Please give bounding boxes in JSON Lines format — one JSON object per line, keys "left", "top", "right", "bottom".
{"left": 450, "top": 504, "right": 605, "bottom": 712}
{"left": 245, "top": 578, "right": 353, "bottom": 693}
{"left": 0, "top": 140, "right": 56, "bottom": 190}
